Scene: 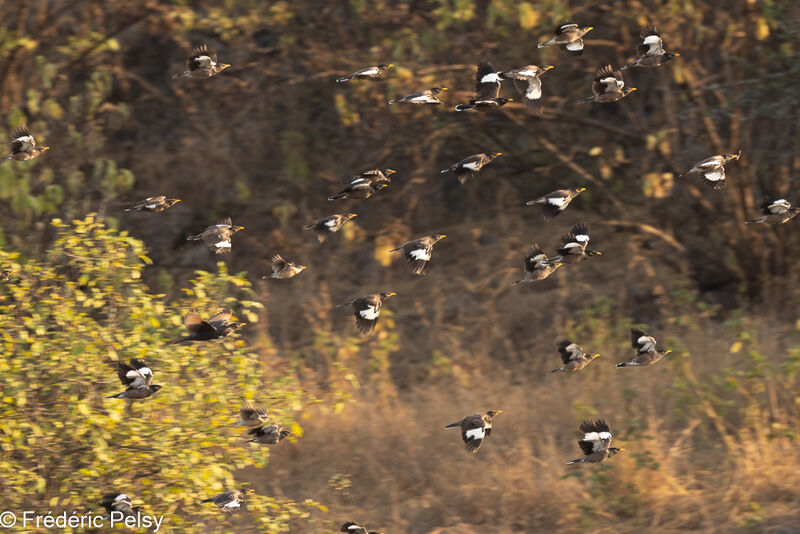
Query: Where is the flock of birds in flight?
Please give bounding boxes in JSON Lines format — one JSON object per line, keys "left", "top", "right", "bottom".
{"left": 2, "top": 19, "right": 797, "bottom": 531}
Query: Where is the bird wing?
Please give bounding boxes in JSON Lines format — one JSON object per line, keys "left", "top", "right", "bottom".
{"left": 579, "top": 419, "right": 612, "bottom": 452}
{"left": 593, "top": 65, "right": 623, "bottom": 95}
{"left": 557, "top": 341, "right": 583, "bottom": 363}
{"left": 183, "top": 311, "right": 217, "bottom": 336}
{"left": 116, "top": 360, "right": 151, "bottom": 388}
{"left": 637, "top": 26, "right": 664, "bottom": 56}
{"left": 524, "top": 244, "right": 548, "bottom": 272}
{"left": 702, "top": 167, "right": 727, "bottom": 189}
{"left": 271, "top": 254, "right": 289, "bottom": 272}
{"left": 189, "top": 45, "right": 216, "bottom": 69}
{"left": 560, "top": 39, "right": 585, "bottom": 56}
{"left": 341, "top": 522, "right": 368, "bottom": 534}
{"left": 514, "top": 77, "right": 543, "bottom": 112}
{"left": 208, "top": 308, "right": 232, "bottom": 329}
{"left": 558, "top": 222, "right": 590, "bottom": 253}
{"left": 475, "top": 61, "right": 501, "bottom": 100}
{"left": 764, "top": 198, "right": 791, "bottom": 214}
{"left": 555, "top": 22, "right": 578, "bottom": 35}
{"left": 9, "top": 125, "right": 35, "bottom": 153}
{"left": 631, "top": 328, "right": 657, "bottom": 352}
{"left": 461, "top": 414, "right": 487, "bottom": 452}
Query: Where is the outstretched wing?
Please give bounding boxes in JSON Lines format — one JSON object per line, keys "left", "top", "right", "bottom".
{"left": 475, "top": 61, "right": 501, "bottom": 100}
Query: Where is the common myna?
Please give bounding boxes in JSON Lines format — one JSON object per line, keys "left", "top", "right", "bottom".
{"left": 337, "top": 64, "right": 394, "bottom": 82}
{"left": 246, "top": 424, "right": 291, "bottom": 444}
{"left": 746, "top": 197, "right": 800, "bottom": 224}
{"left": 2, "top": 125, "right": 49, "bottom": 161}
{"left": 549, "top": 340, "right": 600, "bottom": 374}
{"left": 554, "top": 222, "right": 601, "bottom": 264}
{"left": 454, "top": 61, "right": 513, "bottom": 111}
{"left": 201, "top": 489, "right": 253, "bottom": 513}
{"left": 173, "top": 308, "right": 245, "bottom": 343}
{"left": 388, "top": 233, "right": 446, "bottom": 275}
{"left": 173, "top": 44, "right": 230, "bottom": 79}
{"left": 444, "top": 410, "right": 502, "bottom": 453}
{"left": 538, "top": 22, "right": 594, "bottom": 56}
{"left": 388, "top": 87, "right": 447, "bottom": 105}
{"left": 341, "top": 521, "right": 383, "bottom": 534}
{"left": 106, "top": 359, "right": 163, "bottom": 400}
{"left": 566, "top": 419, "right": 624, "bottom": 464}
{"left": 526, "top": 188, "right": 586, "bottom": 221}
{"left": 101, "top": 493, "right": 143, "bottom": 517}
{"left": 0, "top": 269, "right": 11, "bottom": 281}
{"left": 264, "top": 254, "right": 306, "bottom": 279}
{"left": 579, "top": 65, "right": 637, "bottom": 103}
{"left": 621, "top": 26, "right": 679, "bottom": 70}
{"left": 616, "top": 327, "right": 672, "bottom": 367}
{"left": 337, "top": 292, "right": 395, "bottom": 335}
{"left": 187, "top": 217, "right": 244, "bottom": 254}
{"left": 303, "top": 213, "right": 357, "bottom": 242}
{"left": 328, "top": 170, "right": 395, "bottom": 200}
{"left": 678, "top": 151, "right": 741, "bottom": 190}
{"left": 500, "top": 65, "right": 554, "bottom": 114}
{"left": 124, "top": 196, "right": 181, "bottom": 213}
{"left": 236, "top": 403, "right": 269, "bottom": 426}
{"left": 511, "top": 244, "right": 562, "bottom": 284}
{"left": 440, "top": 152, "right": 502, "bottom": 184}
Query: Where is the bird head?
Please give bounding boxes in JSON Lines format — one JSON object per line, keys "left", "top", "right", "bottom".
{"left": 486, "top": 409, "right": 503, "bottom": 418}
{"left": 726, "top": 150, "right": 742, "bottom": 162}
{"left": 40, "top": 146, "right": 51, "bottom": 153}
{"left": 379, "top": 63, "right": 395, "bottom": 69}
{"left": 609, "top": 447, "right": 624, "bottom": 456}
{"left": 150, "top": 385, "right": 164, "bottom": 393}
{"left": 242, "top": 488, "right": 255, "bottom": 495}
{"left": 346, "top": 213, "right": 358, "bottom": 220}
{"left": 497, "top": 97, "right": 514, "bottom": 105}
{"left": 665, "top": 52, "right": 680, "bottom": 60}
{"left": 432, "top": 87, "right": 448, "bottom": 93}
{"left": 380, "top": 291, "right": 396, "bottom": 300}
{"left": 590, "top": 353, "right": 600, "bottom": 360}
{"left": 232, "top": 225, "right": 245, "bottom": 233}
{"left": 383, "top": 169, "right": 397, "bottom": 175}
{"left": 219, "top": 63, "right": 231, "bottom": 71}
{"left": 544, "top": 65, "right": 555, "bottom": 71}
{"left": 664, "top": 349, "right": 673, "bottom": 356}
{"left": 624, "top": 87, "right": 638, "bottom": 96}
{"left": 581, "top": 26, "right": 594, "bottom": 35}
{"left": 297, "top": 265, "right": 308, "bottom": 272}
{"left": 376, "top": 183, "right": 390, "bottom": 190}
{"left": 587, "top": 249, "right": 603, "bottom": 256}
{"left": 166, "top": 198, "right": 181, "bottom": 207}
{"left": 490, "top": 152, "right": 503, "bottom": 159}
{"left": 574, "top": 187, "right": 587, "bottom": 194}
{"left": 431, "top": 233, "right": 447, "bottom": 242}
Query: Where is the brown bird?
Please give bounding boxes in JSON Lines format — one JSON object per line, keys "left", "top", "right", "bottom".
{"left": 236, "top": 403, "right": 269, "bottom": 426}
{"left": 554, "top": 222, "right": 602, "bottom": 264}
{"left": 500, "top": 65, "right": 554, "bottom": 113}
{"left": 549, "top": 340, "right": 600, "bottom": 374}
{"left": 201, "top": 489, "right": 253, "bottom": 512}
{"left": 454, "top": 61, "right": 513, "bottom": 111}
{"left": 246, "top": 424, "right": 291, "bottom": 444}
{"left": 621, "top": 26, "right": 679, "bottom": 70}
{"left": 746, "top": 197, "right": 800, "bottom": 224}
{"left": 101, "top": 493, "right": 144, "bottom": 517}
{"left": 678, "top": 152, "right": 741, "bottom": 190}
{"left": 388, "top": 87, "right": 447, "bottom": 105}
{"left": 579, "top": 65, "right": 637, "bottom": 103}
{"left": 106, "top": 359, "right": 163, "bottom": 400}
{"left": 526, "top": 188, "right": 586, "bottom": 221}
{"left": 173, "top": 308, "right": 246, "bottom": 343}
{"left": 187, "top": 218, "right": 244, "bottom": 254}
{"left": 173, "top": 44, "right": 230, "bottom": 79}
{"left": 3, "top": 125, "right": 49, "bottom": 161}
{"left": 264, "top": 254, "right": 306, "bottom": 279}
{"left": 328, "top": 170, "right": 394, "bottom": 201}
{"left": 566, "top": 419, "right": 624, "bottom": 464}
{"left": 337, "top": 292, "right": 395, "bottom": 335}
{"left": 388, "top": 234, "right": 446, "bottom": 275}
{"left": 616, "top": 327, "right": 672, "bottom": 367}
{"left": 440, "top": 152, "right": 502, "bottom": 184}
{"left": 124, "top": 196, "right": 181, "bottom": 213}
{"left": 512, "top": 244, "right": 562, "bottom": 284}
{"left": 337, "top": 63, "right": 394, "bottom": 82}
{"left": 341, "top": 521, "right": 384, "bottom": 534}
{"left": 538, "top": 22, "right": 594, "bottom": 56}
{"left": 445, "top": 410, "right": 502, "bottom": 453}
{"left": 303, "top": 213, "right": 357, "bottom": 242}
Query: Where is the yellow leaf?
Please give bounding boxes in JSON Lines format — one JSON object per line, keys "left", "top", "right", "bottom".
{"left": 730, "top": 341, "right": 743, "bottom": 354}
{"left": 518, "top": 3, "right": 539, "bottom": 30}
{"left": 755, "top": 17, "right": 769, "bottom": 40}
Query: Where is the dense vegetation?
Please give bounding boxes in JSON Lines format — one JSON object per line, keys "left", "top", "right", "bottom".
{"left": 1, "top": 0, "right": 799, "bottom": 531}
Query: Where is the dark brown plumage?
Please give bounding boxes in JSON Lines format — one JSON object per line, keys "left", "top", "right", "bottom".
{"left": 454, "top": 61, "right": 513, "bottom": 111}
{"left": 440, "top": 152, "right": 502, "bottom": 184}
{"left": 303, "top": 213, "right": 357, "bottom": 242}
{"left": 746, "top": 197, "right": 800, "bottom": 224}
{"left": 512, "top": 244, "right": 562, "bottom": 284}
{"left": 578, "top": 65, "right": 637, "bottom": 103}
{"left": 201, "top": 489, "right": 253, "bottom": 512}
{"left": 526, "top": 188, "right": 586, "bottom": 221}
{"left": 444, "top": 410, "right": 502, "bottom": 453}
{"left": 328, "top": 170, "right": 394, "bottom": 201}
{"left": 337, "top": 63, "right": 394, "bottom": 82}
{"left": 265, "top": 254, "right": 306, "bottom": 279}
{"left": 106, "top": 359, "right": 163, "bottom": 400}
{"left": 538, "top": 22, "right": 594, "bottom": 56}
{"left": 549, "top": 340, "right": 599, "bottom": 374}
{"left": 124, "top": 196, "right": 181, "bottom": 213}
{"left": 500, "top": 65, "right": 553, "bottom": 113}
{"left": 237, "top": 403, "right": 268, "bottom": 426}
{"left": 173, "top": 44, "right": 230, "bottom": 79}
{"left": 173, "top": 308, "right": 245, "bottom": 343}
{"left": 388, "top": 233, "right": 446, "bottom": 275}
{"left": 246, "top": 424, "right": 291, "bottom": 444}
{"left": 187, "top": 218, "right": 244, "bottom": 254}
{"left": 621, "top": 26, "right": 679, "bottom": 70}
{"left": 678, "top": 152, "right": 741, "bottom": 190}
{"left": 3, "top": 125, "right": 49, "bottom": 161}
{"left": 340, "top": 521, "right": 383, "bottom": 534}
{"left": 616, "top": 327, "right": 672, "bottom": 367}
{"left": 388, "top": 87, "right": 447, "bottom": 105}
{"left": 566, "top": 419, "right": 623, "bottom": 464}
{"left": 554, "top": 222, "right": 602, "bottom": 264}
{"left": 337, "top": 292, "right": 395, "bottom": 335}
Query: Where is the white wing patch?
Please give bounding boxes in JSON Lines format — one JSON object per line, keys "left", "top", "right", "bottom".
{"left": 525, "top": 80, "right": 542, "bottom": 100}
{"left": 466, "top": 427, "right": 485, "bottom": 440}
{"left": 575, "top": 233, "right": 590, "bottom": 243}
{"left": 637, "top": 335, "right": 656, "bottom": 352}
{"left": 566, "top": 39, "right": 584, "bottom": 51}
{"left": 145, "top": 204, "right": 157, "bottom": 209}
{"left": 566, "top": 343, "right": 582, "bottom": 360}
{"left": 324, "top": 219, "right": 337, "bottom": 227}
{"left": 361, "top": 67, "right": 378, "bottom": 76}
{"left": 462, "top": 161, "right": 481, "bottom": 171}
{"left": 221, "top": 500, "right": 241, "bottom": 510}
{"left": 769, "top": 199, "right": 791, "bottom": 213}
{"left": 598, "top": 431, "right": 612, "bottom": 440}
{"left": 547, "top": 196, "right": 568, "bottom": 206}
{"left": 359, "top": 306, "right": 379, "bottom": 320}
{"left": 517, "top": 69, "right": 537, "bottom": 77}
{"left": 704, "top": 168, "right": 725, "bottom": 182}
{"left": 409, "top": 248, "right": 431, "bottom": 261}
{"left": 16, "top": 135, "right": 35, "bottom": 150}
{"left": 215, "top": 240, "right": 232, "bottom": 249}
{"left": 480, "top": 73, "right": 501, "bottom": 84}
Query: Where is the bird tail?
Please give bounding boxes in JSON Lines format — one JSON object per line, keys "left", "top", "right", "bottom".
{"left": 440, "top": 167, "right": 452, "bottom": 174}
{"left": 172, "top": 72, "right": 191, "bottom": 80}
{"left": 105, "top": 392, "right": 123, "bottom": 399}
{"left": 620, "top": 63, "right": 633, "bottom": 71}
{"left": 335, "top": 75, "right": 352, "bottom": 83}
{"left": 565, "top": 458, "right": 582, "bottom": 465}
{"left": 388, "top": 246, "right": 403, "bottom": 252}
{"left": 2, "top": 153, "right": 12, "bottom": 160}
{"left": 577, "top": 95, "right": 595, "bottom": 104}
{"left": 327, "top": 193, "right": 347, "bottom": 201}
{"left": 745, "top": 217, "right": 765, "bottom": 224}
{"left": 302, "top": 223, "right": 314, "bottom": 230}
{"left": 171, "top": 337, "right": 193, "bottom": 345}
{"left": 537, "top": 42, "right": 547, "bottom": 48}
{"left": 186, "top": 234, "right": 202, "bottom": 241}
{"left": 549, "top": 367, "right": 563, "bottom": 374}
{"left": 511, "top": 278, "right": 523, "bottom": 286}
{"left": 444, "top": 421, "right": 460, "bottom": 429}
{"left": 454, "top": 104, "right": 474, "bottom": 112}
{"left": 200, "top": 498, "right": 213, "bottom": 504}
{"left": 387, "top": 99, "right": 396, "bottom": 104}
{"left": 615, "top": 362, "right": 627, "bottom": 368}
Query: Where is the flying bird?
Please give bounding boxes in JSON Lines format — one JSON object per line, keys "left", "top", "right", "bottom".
{"left": 328, "top": 170, "right": 395, "bottom": 200}
{"left": 101, "top": 493, "right": 143, "bottom": 517}
{"left": 201, "top": 489, "right": 253, "bottom": 513}
{"left": 745, "top": 197, "right": 800, "bottom": 224}
{"left": 337, "top": 292, "right": 395, "bottom": 335}
{"left": 303, "top": 213, "right": 357, "bottom": 242}
{"left": 106, "top": 359, "right": 163, "bottom": 400}
{"left": 549, "top": 340, "right": 600, "bottom": 374}
{"left": 526, "top": 188, "right": 586, "bottom": 221}
{"left": 124, "top": 196, "right": 181, "bottom": 213}
{"left": 337, "top": 63, "right": 394, "bottom": 82}
{"left": 340, "top": 521, "right": 384, "bottom": 534}
{"left": 2, "top": 125, "right": 49, "bottom": 161}
{"left": 173, "top": 44, "right": 230, "bottom": 79}
{"left": 554, "top": 222, "right": 602, "bottom": 264}
{"left": 566, "top": 419, "right": 624, "bottom": 464}
{"left": 264, "top": 254, "right": 306, "bottom": 279}
{"left": 187, "top": 217, "right": 244, "bottom": 254}
{"left": 621, "top": 26, "right": 679, "bottom": 70}
{"left": 616, "top": 327, "right": 672, "bottom": 367}
{"left": 500, "top": 65, "right": 554, "bottom": 114}
{"left": 511, "top": 244, "right": 562, "bottom": 284}
{"left": 454, "top": 61, "right": 513, "bottom": 111}
{"left": 445, "top": 410, "right": 502, "bottom": 453}
{"left": 388, "top": 87, "right": 447, "bottom": 105}
{"left": 236, "top": 403, "right": 269, "bottom": 426}
{"left": 440, "top": 152, "right": 502, "bottom": 184}
{"left": 678, "top": 152, "right": 741, "bottom": 190}
{"left": 579, "top": 65, "right": 637, "bottom": 103}
{"left": 246, "top": 424, "right": 291, "bottom": 444}
{"left": 538, "top": 22, "right": 594, "bottom": 56}
{"left": 388, "top": 233, "right": 447, "bottom": 275}
{"left": 173, "top": 308, "right": 245, "bottom": 343}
